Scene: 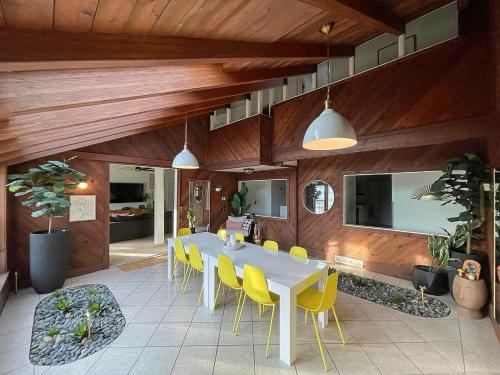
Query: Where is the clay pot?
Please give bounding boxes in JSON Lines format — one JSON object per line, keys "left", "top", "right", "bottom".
{"left": 452, "top": 275, "right": 488, "bottom": 319}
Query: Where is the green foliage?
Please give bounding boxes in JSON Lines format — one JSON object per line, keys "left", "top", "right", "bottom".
{"left": 52, "top": 288, "right": 63, "bottom": 298}
{"left": 71, "top": 323, "right": 88, "bottom": 340}
{"left": 86, "top": 287, "right": 96, "bottom": 297}
{"left": 88, "top": 299, "right": 107, "bottom": 316}
{"left": 431, "top": 153, "right": 490, "bottom": 254}
{"left": 6, "top": 157, "right": 86, "bottom": 233}
{"left": 55, "top": 298, "right": 71, "bottom": 313}
{"left": 389, "top": 293, "right": 405, "bottom": 305}
{"left": 46, "top": 325, "right": 59, "bottom": 337}
{"left": 427, "top": 235, "right": 458, "bottom": 272}
{"left": 186, "top": 209, "right": 196, "bottom": 228}
{"left": 231, "top": 185, "right": 251, "bottom": 217}
{"left": 349, "top": 274, "right": 366, "bottom": 287}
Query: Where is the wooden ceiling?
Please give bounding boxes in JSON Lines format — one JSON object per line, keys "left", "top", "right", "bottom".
{"left": 0, "top": 0, "right": 455, "bottom": 166}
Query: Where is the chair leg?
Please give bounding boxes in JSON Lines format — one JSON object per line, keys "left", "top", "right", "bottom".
{"left": 265, "top": 305, "right": 276, "bottom": 358}
{"left": 311, "top": 312, "right": 328, "bottom": 371}
{"left": 172, "top": 258, "right": 178, "bottom": 280}
{"left": 233, "top": 289, "right": 244, "bottom": 335}
{"left": 332, "top": 307, "right": 345, "bottom": 344}
{"left": 304, "top": 309, "right": 308, "bottom": 325}
{"left": 181, "top": 265, "right": 193, "bottom": 294}
{"left": 197, "top": 284, "right": 204, "bottom": 306}
{"left": 258, "top": 303, "right": 262, "bottom": 317}
{"left": 214, "top": 280, "right": 222, "bottom": 308}
{"left": 234, "top": 293, "right": 247, "bottom": 335}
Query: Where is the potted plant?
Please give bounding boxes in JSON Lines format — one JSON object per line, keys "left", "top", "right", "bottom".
{"left": 412, "top": 235, "right": 457, "bottom": 295}
{"left": 186, "top": 209, "right": 196, "bottom": 234}
{"left": 231, "top": 185, "right": 251, "bottom": 217}
{"left": 7, "top": 158, "right": 86, "bottom": 293}
{"left": 432, "top": 153, "right": 490, "bottom": 293}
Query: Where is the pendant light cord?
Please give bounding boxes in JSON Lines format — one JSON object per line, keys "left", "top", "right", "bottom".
{"left": 326, "top": 30, "right": 331, "bottom": 103}
{"left": 184, "top": 118, "right": 188, "bottom": 147}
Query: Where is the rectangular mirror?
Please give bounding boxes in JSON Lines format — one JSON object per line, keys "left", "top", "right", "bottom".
{"left": 238, "top": 179, "right": 287, "bottom": 219}
{"left": 343, "top": 171, "right": 462, "bottom": 235}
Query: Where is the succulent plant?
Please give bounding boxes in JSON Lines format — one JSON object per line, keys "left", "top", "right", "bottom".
{"left": 55, "top": 298, "right": 71, "bottom": 313}
{"left": 71, "top": 323, "right": 88, "bottom": 340}
{"left": 46, "top": 325, "right": 59, "bottom": 337}
{"left": 52, "top": 288, "right": 63, "bottom": 298}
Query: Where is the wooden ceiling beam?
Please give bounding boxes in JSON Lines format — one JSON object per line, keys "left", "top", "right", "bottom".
{"left": 297, "top": 0, "right": 405, "bottom": 35}
{"left": 0, "top": 29, "right": 354, "bottom": 71}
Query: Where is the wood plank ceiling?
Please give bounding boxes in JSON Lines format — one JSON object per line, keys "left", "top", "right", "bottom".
{"left": 0, "top": 0, "right": 454, "bottom": 165}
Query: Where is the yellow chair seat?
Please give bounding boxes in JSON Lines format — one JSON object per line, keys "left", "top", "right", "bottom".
{"left": 247, "top": 289, "right": 279, "bottom": 305}
{"left": 297, "top": 287, "right": 322, "bottom": 311}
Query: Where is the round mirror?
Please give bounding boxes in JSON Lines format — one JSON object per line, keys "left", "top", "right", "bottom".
{"left": 302, "top": 180, "right": 335, "bottom": 214}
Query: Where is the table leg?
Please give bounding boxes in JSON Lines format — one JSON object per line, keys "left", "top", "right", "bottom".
{"left": 205, "top": 256, "right": 216, "bottom": 310}
{"left": 279, "top": 290, "right": 297, "bottom": 365}
{"left": 167, "top": 240, "right": 174, "bottom": 281}
{"left": 317, "top": 269, "right": 329, "bottom": 329}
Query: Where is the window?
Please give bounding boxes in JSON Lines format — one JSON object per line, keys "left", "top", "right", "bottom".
{"left": 238, "top": 179, "right": 287, "bottom": 219}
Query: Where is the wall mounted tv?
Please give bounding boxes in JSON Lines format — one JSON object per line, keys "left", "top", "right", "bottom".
{"left": 110, "top": 183, "right": 144, "bottom": 203}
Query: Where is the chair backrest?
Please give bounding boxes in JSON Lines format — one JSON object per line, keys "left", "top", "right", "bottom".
{"left": 263, "top": 240, "right": 278, "bottom": 251}
{"left": 316, "top": 271, "right": 340, "bottom": 312}
{"left": 234, "top": 232, "right": 244, "bottom": 242}
{"left": 174, "top": 238, "right": 189, "bottom": 263}
{"left": 217, "top": 229, "right": 227, "bottom": 240}
{"left": 178, "top": 227, "right": 191, "bottom": 236}
{"left": 217, "top": 254, "right": 241, "bottom": 289}
{"left": 188, "top": 243, "right": 204, "bottom": 272}
{"left": 290, "top": 246, "right": 308, "bottom": 258}
{"left": 242, "top": 264, "right": 273, "bottom": 305}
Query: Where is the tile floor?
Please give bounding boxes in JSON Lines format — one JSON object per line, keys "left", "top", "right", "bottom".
{"left": 1, "top": 262, "right": 500, "bottom": 374}
{"left": 109, "top": 236, "right": 169, "bottom": 266}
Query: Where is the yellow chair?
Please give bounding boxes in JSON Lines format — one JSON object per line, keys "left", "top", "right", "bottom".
{"left": 217, "top": 229, "right": 227, "bottom": 240}
{"left": 297, "top": 271, "right": 345, "bottom": 371}
{"left": 178, "top": 227, "right": 191, "bottom": 236}
{"left": 263, "top": 240, "right": 278, "bottom": 251}
{"left": 290, "top": 245, "right": 308, "bottom": 258}
{"left": 235, "top": 265, "right": 279, "bottom": 358}
{"left": 173, "top": 238, "right": 190, "bottom": 289}
{"left": 215, "top": 254, "right": 243, "bottom": 333}
{"left": 181, "top": 243, "right": 204, "bottom": 304}
{"left": 234, "top": 232, "right": 245, "bottom": 242}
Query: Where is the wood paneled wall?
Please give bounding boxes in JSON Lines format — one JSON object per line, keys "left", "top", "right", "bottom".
{"left": 8, "top": 157, "right": 109, "bottom": 287}
{"left": 296, "top": 140, "right": 486, "bottom": 279}
{"left": 237, "top": 168, "right": 297, "bottom": 251}
{"left": 207, "top": 115, "right": 272, "bottom": 170}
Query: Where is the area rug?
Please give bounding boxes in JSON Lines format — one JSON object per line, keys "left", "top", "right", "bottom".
{"left": 29, "top": 284, "right": 125, "bottom": 366}
{"left": 338, "top": 272, "right": 451, "bottom": 318}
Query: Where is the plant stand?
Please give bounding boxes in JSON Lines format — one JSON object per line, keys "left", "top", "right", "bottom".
{"left": 452, "top": 275, "right": 487, "bottom": 319}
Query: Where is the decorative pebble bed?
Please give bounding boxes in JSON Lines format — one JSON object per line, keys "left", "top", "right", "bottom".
{"left": 30, "top": 284, "right": 125, "bottom": 366}
{"left": 338, "top": 272, "right": 451, "bottom": 318}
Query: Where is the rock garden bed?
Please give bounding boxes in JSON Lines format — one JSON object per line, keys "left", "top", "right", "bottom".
{"left": 30, "top": 284, "right": 125, "bottom": 366}
{"left": 338, "top": 272, "right": 451, "bottom": 318}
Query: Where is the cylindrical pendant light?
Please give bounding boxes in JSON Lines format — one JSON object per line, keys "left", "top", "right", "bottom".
{"left": 303, "top": 23, "right": 357, "bottom": 151}
{"left": 172, "top": 118, "right": 199, "bottom": 169}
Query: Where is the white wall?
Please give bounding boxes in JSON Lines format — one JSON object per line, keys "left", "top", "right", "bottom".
{"left": 243, "top": 180, "right": 272, "bottom": 217}
{"left": 392, "top": 171, "right": 461, "bottom": 235}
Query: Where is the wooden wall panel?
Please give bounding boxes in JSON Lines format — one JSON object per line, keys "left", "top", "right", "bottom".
{"left": 297, "top": 139, "right": 486, "bottom": 280}
{"left": 272, "top": 35, "right": 494, "bottom": 162}
{"left": 0, "top": 162, "right": 6, "bottom": 273}
{"left": 237, "top": 168, "right": 297, "bottom": 251}
{"left": 7, "top": 157, "right": 109, "bottom": 287}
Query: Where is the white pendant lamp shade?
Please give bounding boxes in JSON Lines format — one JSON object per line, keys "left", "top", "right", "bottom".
{"left": 302, "top": 101, "right": 357, "bottom": 150}
{"left": 302, "top": 22, "right": 357, "bottom": 151}
{"left": 172, "top": 119, "right": 199, "bottom": 169}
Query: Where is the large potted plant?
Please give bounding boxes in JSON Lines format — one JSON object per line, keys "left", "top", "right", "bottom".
{"left": 412, "top": 235, "right": 457, "bottom": 295}
{"left": 7, "top": 158, "right": 86, "bottom": 293}
{"left": 231, "top": 185, "right": 251, "bottom": 217}
{"left": 186, "top": 208, "right": 196, "bottom": 234}
{"left": 431, "top": 153, "right": 490, "bottom": 293}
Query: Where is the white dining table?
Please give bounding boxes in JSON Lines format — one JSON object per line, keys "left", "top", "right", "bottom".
{"left": 166, "top": 232, "right": 329, "bottom": 365}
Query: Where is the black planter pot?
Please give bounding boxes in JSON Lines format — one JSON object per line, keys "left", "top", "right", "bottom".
{"left": 29, "top": 229, "right": 71, "bottom": 294}
{"left": 412, "top": 265, "right": 449, "bottom": 296}
{"left": 447, "top": 249, "right": 489, "bottom": 299}
{"left": 190, "top": 227, "right": 196, "bottom": 234}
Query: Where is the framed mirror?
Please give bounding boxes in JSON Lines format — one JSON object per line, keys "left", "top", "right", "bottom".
{"left": 302, "top": 180, "right": 335, "bottom": 214}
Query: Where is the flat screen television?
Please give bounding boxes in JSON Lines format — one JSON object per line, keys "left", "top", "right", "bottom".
{"left": 110, "top": 183, "right": 144, "bottom": 203}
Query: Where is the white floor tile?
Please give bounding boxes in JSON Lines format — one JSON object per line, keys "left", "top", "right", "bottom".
{"left": 326, "top": 343, "right": 381, "bottom": 375}
{"left": 171, "top": 345, "right": 217, "bottom": 375}
{"left": 361, "top": 343, "right": 421, "bottom": 374}
{"left": 86, "top": 347, "right": 142, "bottom": 375}
{"left": 129, "top": 346, "right": 180, "bottom": 375}
{"left": 214, "top": 345, "right": 254, "bottom": 375}
{"left": 184, "top": 322, "right": 221, "bottom": 346}
{"left": 148, "top": 322, "right": 190, "bottom": 347}
{"left": 110, "top": 323, "right": 158, "bottom": 348}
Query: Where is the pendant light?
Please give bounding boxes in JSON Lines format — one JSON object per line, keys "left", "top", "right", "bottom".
{"left": 303, "top": 23, "right": 357, "bottom": 151}
{"left": 172, "top": 118, "right": 199, "bottom": 169}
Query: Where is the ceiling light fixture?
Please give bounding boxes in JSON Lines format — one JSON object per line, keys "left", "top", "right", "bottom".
{"left": 172, "top": 118, "right": 199, "bottom": 169}
{"left": 302, "top": 22, "right": 357, "bottom": 151}
{"left": 243, "top": 168, "right": 255, "bottom": 175}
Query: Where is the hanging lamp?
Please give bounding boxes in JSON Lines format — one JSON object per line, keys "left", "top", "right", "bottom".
{"left": 172, "top": 118, "right": 199, "bottom": 169}
{"left": 302, "top": 23, "right": 357, "bottom": 150}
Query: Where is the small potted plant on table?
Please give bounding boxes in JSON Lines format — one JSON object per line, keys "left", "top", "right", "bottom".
{"left": 413, "top": 235, "right": 457, "bottom": 295}
{"left": 186, "top": 209, "right": 196, "bottom": 234}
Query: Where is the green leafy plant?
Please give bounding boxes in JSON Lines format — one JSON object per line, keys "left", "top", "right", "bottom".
{"left": 389, "top": 293, "right": 405, "bottom": 305}
{"left": 427, "top": 235, "right": 458, "bottom": 272}
{"left": 55, "top": 298, "right": 71, "bottom": 313}
{"left": 71, "top": 323, "right": 88, "bottom": 340}
{"left": 88, "top": 299, "right": 107, "bottom": 316}
{"left": 6, "top": 157, "right": 86, "bottom": 233}
{"left": 349, "top": 274, "right": 366, "bottom": 287}
{"left": 52, "top": 288, "right": 63, "bottom": 298}
{"left": 231, "top": 185, "right": 251, "bottom": 217}
{"left": 46, "top": 325, "right": 59, "bottom": 337}
{"left": 186, "top": 209, "right": 196, "bottom": 228}
{"left": 432, "top": 153, "right": 490, "bottom": 254}
{"left": 86, "top": 287, "right": 97, "bottom": 297}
